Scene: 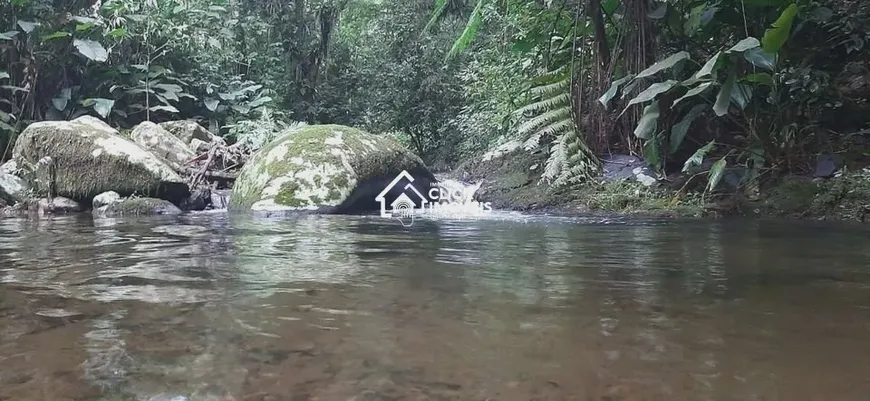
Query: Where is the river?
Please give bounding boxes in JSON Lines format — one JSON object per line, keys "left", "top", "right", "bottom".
{"left": 1, "top": 212, "right": 869, "bottom": 400}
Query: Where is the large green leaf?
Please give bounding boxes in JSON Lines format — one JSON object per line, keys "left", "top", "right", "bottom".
{"left": 694, "top": 52, "right": 721, "bottom": 79}
{"left": 41, "top": 31, "right": 70, "bottom": 41}
{"left": 683, "top": 140, "right": 716, "bottom": 172}
{"left": 727, "top": 37, "right": 760, "bottom": 53}
{"left": 627, "top": 80, "right": 678, "bottom": 107}
{"left": 598, "top": 75, "right": 634, "bottom": 109}
{"left": 603, "top": 0, "right": 621, "bottom": 15}
{"left": 634, "top": 102, "right": 660, "bottom": 139}
{"left": 150, "top": 105, "right": 179, "bottom": 113}
{"left": 52, "top": 88, "right": 72, "bottom": 111}
{"left": 670, "top": 104, "right": 706, "bottom": 154}
{"left": 673, "top": 82, "right": 712, "bottom": 106}
{"left": 17, "top": 20, "right": 39, "bottom": 33}
{"left": 707, "top": 159, "right": 728, "bottom": 191}
{"left": 743, "top": 47, "right": 776, "bottom": 71}
{"left": 730, "top": 84, "right": 753, "bottom": 109}
{"left": 0, "top": 71, "right": 8, "bottom": 80}
{"left": 713, "top": 72, "right": 736, "bottom": 116}
{"left": 635, "top": 51, "right": 690, "bottom": 79}
{"left": 762, "top": 4, "right": 799, "bottom": 54}
{"left": 204, "top": 98, "right": 219, "bottom": 111}
{"left": 89, "top": 98, "right": 114, "bottom": 118}
{"left": 0, "top": 31, "right": 19, "bottom": 40}
{"left": 73, "top": 39, "right": 108, "bottom": 62}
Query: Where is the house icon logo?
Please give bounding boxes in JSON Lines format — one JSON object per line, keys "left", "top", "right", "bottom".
{"left": 375, "top": 170, "right": 429, "bottom": 220}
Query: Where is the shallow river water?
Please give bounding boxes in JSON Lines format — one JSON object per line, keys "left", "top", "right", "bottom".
{"left": 1, "top": 212, "right": 869, "bottom": 401}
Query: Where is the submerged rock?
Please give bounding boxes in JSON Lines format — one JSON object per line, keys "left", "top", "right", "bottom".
{"left": 230, "top": 124, "right": 435, "bottom": 213}
{"left": 93, "top": 197, "right": 183, "bottom": 218}
{"left": 130, "top": 121, "right": 196, "bottom": 173}
{"left": 38, "top": 196, "right": 82, "bottom": 214}
{"left": 12, "top": 118, "right": 189, "bottom": 204}
{"left": 0, "top": 173, "right": 31, "bottom": 204}
{"left": 92, "top": 191, "right": 121, "bottom": 208}
{"left": 601, "top": 154, "right": 659, "bottom": 186}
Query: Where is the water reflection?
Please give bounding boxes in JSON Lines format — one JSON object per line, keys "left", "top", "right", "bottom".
{"left": 0, "top": 213, "right": 868, "bottom": 400}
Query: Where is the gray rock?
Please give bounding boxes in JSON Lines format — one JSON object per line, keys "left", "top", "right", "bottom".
{"left": 38, "top": 196, "right": 82, "bottom": 214}
{"left": 92, "top": 191, "right": 121, "bottom": 208}
{"left": 602, "top": 154, "right": 647, "bottom": 181}
{"left": 814, "top": 153, "right": 840, "bottom": 178}
{"left": 210, "top": 189, "right": 231, "bottom": 209}
{"left": 0, "top": 159, "right": 18, "bottom": 175}
{"left": 231, "top": 124, "right": 434, "bottom": 213}
{"left": 93, "top": 197, "right": 183, "bottom": 218}
{"left": 189, "top": 138, "right": 210, "bottom": 154}
{"left": 71, "top": 115, "right": 117, "bottom": 135}
{"left": 12, "top": 119, "right": 189, "bottom": 203}
{"left": 130, "top": 121, "right": 196, "bottom": 173}
{"left": 158, "top": 120, "right": 215, "bottom": 144}
{"left": 0, "top": 173, "right": 31, "bottom": 204}
{"left": 602, "top": 154, "right": 659, "bottom": 186}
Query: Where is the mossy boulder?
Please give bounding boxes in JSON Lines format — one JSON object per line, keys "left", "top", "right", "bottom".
{"left": 93, "top": 197, "right": 182, "bottom": 218}
{"left": 231, "top": 124, "right": 434, "bottom": 213}
{"left": 12, "top": 117, "right": 189, "bottom": 204}
{"left": 131, "top": 121, "right": 196, "bottom": 173}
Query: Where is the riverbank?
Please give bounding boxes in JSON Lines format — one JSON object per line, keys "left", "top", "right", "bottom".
{"left": 451, "top": 143, "right": 870, "bottom": 224}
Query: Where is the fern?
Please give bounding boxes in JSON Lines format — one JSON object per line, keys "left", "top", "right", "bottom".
{"left": 514, "top": 69, "right": 600, "bottom": 186}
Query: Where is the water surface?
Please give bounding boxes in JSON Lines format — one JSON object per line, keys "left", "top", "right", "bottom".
{"left": 1, "top": 212, "right": 869, "bottom": 400}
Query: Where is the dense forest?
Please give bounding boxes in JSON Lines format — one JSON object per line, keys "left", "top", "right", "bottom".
{"left": 2, "top": 0, "right": 869, "bottom": 207}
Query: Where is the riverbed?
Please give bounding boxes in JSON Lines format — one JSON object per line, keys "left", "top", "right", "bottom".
{"left": 1, "top": 212, "right": 869, "bottom": 400}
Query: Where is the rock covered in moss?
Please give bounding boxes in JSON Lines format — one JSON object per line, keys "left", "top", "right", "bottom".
{"left": 93, "top": 197, "right": 182, "bottom": 218}
{"left": 158, "top": 120, "right": 215, "bottom": 145}
{"left": 12, "top": 117, "right": 189, "bottom": 204}
{"left": 38, "top": 196, "right": 82, "bottom": 214}
{"left": 231, "top": 124, "right": 434, "bottom": 213}
{"left": 131, "top": 122, "right": 196, "bottom": 173}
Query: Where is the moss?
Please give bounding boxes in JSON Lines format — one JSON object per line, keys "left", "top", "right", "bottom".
{"left": 12, "top": 121, "right": 185, "bottom": 203}
{"left": 97, "top": 197, "right": 181, "bottom": 217}
{"left": 273, "top": 181, "right": 305, "bottom": 207}
{"left": 231, "top": 124, "right": 428, "bottom": 211}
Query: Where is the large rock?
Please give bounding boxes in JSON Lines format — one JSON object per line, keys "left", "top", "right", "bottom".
{"left": 158, "top": 120, "right": 215, "bottom": 145}
{"left": 230, "top": 124, "right": 435, "bottom": 213}
{"left": 130, "top": 122, "right": 196, "bottom": 173}
{"left": 12, "top": 117, "right": 189, "bottom": 203}
{"left": 0, "top": 173, "right": 31, "bottom": 204}
{"left": 93, "top": 197, "right": 183, "bottom": 218}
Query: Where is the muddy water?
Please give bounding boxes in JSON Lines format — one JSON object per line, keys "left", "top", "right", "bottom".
{"left": 1, "top": 213, "right": 869, "bottom": 401}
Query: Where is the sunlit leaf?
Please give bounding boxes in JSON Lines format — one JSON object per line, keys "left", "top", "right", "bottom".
{"left": 446, "top": 0, "right": 484, "bottom": 59}
{"left": 76, "top": 23, "right": 94, "bottom": 32}
{"left": 635, "top": 51, "right": 689, "bottom": 79}
{"left": 670, "top": 104, "right": 706, "bottom": 154}
{"left": 707, "top": 159, "right": 728, "bottom": 191}
{"left": 108, "top": 28, "right": 126, "bottom": 38}
{"left": 694, "top": 52, "right": 721, "bottom": 79}
{"left": 762, "top": 3, "right": 799, "bottom": 54}
{"left": 52, "top": 88, "right": 72, "bottom": 111}
{"left": 17, "top": 20, "right": 39, "bottom": 33}
{"left": 72, "top": 16, "right": 98, "bottom": 24}
{"left": 727, "top": 37, "right": 760, "bottom": 53}
{"left": 713, "top": 72, "right": 736, "bottom": 116}
{"left": 204, "top": 98, "right": 219, "bottom": 111}
{"left": 73, "top": 39, "right": 108, "bottom": 62}
{"left": 41, "top": 31, "right": 70, "bottom": 41}
{"left": 634, "top": 102, "right": 660, "bottom": 139}
{"left": 150, "top": 105, "right": 179, "bottom": 113}
{"left": 627, "top": 80, "right": 678, "bottom": 107}
{"left": 89, "top": 98, "right": 114, "bottom": 118}
{"left": 0, "top": 31, "right": 20, "bottom": 40}
{"left": 0, "top": 71, "right": 8, "bottom": 80}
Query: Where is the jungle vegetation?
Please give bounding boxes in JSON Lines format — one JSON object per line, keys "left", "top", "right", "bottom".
{"left": 2, "top": 0, "right": 868, "bottom": 195}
